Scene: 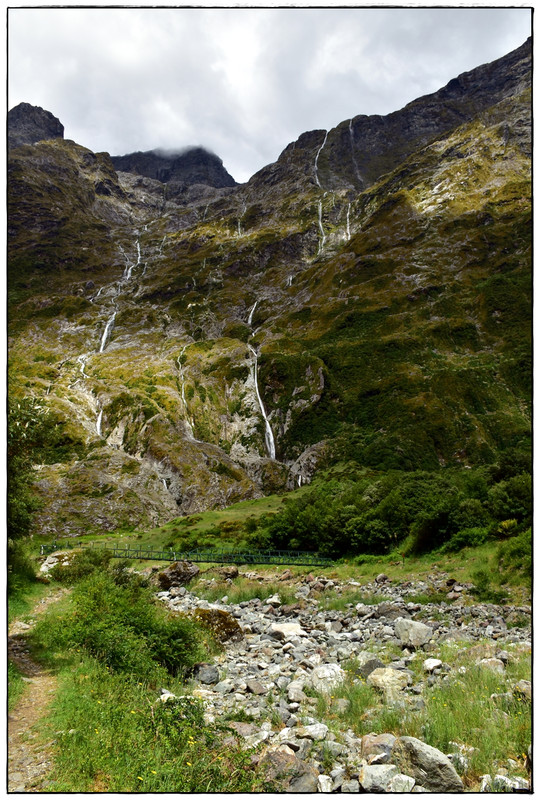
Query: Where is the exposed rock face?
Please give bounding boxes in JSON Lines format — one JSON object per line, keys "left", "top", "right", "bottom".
{"left": 250, "top": 37, "right": 532, "bottom": 193}
{"left": 111, "top": 146, "right": 237, "bottom": 190}
{"left": 7, "top": 39, "right": 531, "bottom": 534}
{"left": 8, "top": 102, "right": 64, "bottom": 150}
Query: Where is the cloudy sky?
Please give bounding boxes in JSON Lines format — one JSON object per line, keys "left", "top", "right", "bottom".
{"left": 8, "top": 6, "right": 531, "bottom": 183}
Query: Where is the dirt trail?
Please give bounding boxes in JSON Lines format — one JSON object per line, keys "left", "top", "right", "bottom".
{"left": 8, "top": 588, "right": 70, "bottom": 792}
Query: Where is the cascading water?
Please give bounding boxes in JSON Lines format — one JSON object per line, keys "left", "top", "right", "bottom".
{"left": 177, "top": 345, "right": 197, "bottom": 440}
{"left": 76, "top": 354, "right": 88, "bottom": 378}
{"left": 99, "top": 309, "right": 117, "bottom": 353}
{"left": 346, "top": 203, "right": 351, "bottom": 241}
{"left": 237, "top": 203, "right": 247, "bottom": 237}
{"left": 314, "top": 130, "right": 328, "bottom": 189}
{"left": 317, "top": 200, "right": 326, "bottom": 254}
{"left": 96, "top": 408, "right": 103, "bottom": 437}
{"left": 286, "top": 275, "right": 293, "bottom": 287}
{"left": 247, "top": 300, "right": 258, "bottom": 326}
{"left": 248, "top": 344, "right": 276, "bottom": 460}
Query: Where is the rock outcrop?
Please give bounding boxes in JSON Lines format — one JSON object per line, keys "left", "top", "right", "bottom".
{"left": 111, "top": 146, "right": 237, "bottom": 190}
{"left": 8, "top": 38, "right": 531, "bottom": 534}
{"left": 8, "top": 102, "right": 64, "bottom": 150}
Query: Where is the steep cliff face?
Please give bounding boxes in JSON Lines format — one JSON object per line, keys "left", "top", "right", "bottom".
{"left": 111, "top": 146, "right": 237, "bottom": 197}
{"left": 8, "top": 102, "right": 64, "bottom": 150}
{"left": 8, "top": 40, "right": 531, "bottom": 537}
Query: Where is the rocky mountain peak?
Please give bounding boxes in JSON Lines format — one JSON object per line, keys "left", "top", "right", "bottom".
{"left": 8, "top": 102, "right": 64, "bottom": 150}
{"left": 110, "top": 146, "right": 237, "bottom": 190}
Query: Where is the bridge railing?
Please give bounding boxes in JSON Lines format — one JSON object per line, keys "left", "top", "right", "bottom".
{"left": 39, "top": 541, "right": 332, "bottom": 567}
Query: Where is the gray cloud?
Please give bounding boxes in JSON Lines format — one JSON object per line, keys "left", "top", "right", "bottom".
{"left": 8, "top": 7, "right": 531, "bottom": 182}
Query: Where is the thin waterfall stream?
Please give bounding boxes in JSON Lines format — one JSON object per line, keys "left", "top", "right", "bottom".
{"left": 177, "top": 345, "right": 198, "bottom": 441}
{"left": 248, "top": 344, "right": 276, "bottom": 460}
{"left": 314, "top": 130, "right": 328, "bottom": 188}
{"left": 317, "top": 200, "right": 326, "bottom": 254}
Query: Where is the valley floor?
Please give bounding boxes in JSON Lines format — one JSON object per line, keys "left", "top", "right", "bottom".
{"left": 8, "top": 561, "right": 531, "bottom": 793}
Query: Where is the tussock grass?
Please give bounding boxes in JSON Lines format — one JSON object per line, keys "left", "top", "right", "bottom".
{"left": 37, "top": 658, "right": 267, "bottom": 792}
{"left": 192, "top": 576, "right": 298, "bottom": 606}
{"left": 310, "top": 641, "right": 530, "bottom": 788}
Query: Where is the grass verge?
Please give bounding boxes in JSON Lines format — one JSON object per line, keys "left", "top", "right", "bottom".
{"left": 35, "top": 657, "right": 267, "bottom": 792}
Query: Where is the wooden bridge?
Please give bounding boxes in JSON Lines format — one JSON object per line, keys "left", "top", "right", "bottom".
{"left": 39, "top": 541, "right": 332, "bottom": 568}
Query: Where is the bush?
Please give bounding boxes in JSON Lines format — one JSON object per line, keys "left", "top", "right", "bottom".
{"left": 497, "top": 528, "right": 531, "bottom": 587}
{"left": 471, "top": 569, "right": 508, "bottom": 604}
{"left": 50, "top": 548, "right": 113, "bottom": 583}
{"left": 487, "top": 473, "right": 532, "bottom": 524}
{"left": 34, "top": 570, "right": 208, "bottom": 681}
{"left": 440, "top": 527, "right": 489, "bottom": 553}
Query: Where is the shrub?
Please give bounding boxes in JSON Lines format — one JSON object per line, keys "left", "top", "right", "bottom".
{"left": 471, "top": 569, "right": 508, "bottom": 604}
{"left": 440, "top": 527, "right": 489, "bottom": 553}
{"left": 33, "top": 570, "right": 208, "bottom": 681}
{"left": 50, "top": 549, "right": 113, "bottom": 583}
{"left": 497, "top": 528, "right": 531, "bottom": 587}
{"left": 487, "top": 473, "right": 532, "bottom": 524}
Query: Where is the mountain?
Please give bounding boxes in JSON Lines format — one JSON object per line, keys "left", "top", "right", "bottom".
{"left": 110, "top": 147, "right": 237, "bottom": 192}
{"left": 8, "top": 102, "right": 64, "bottom": 150}
{"left": 8, "top": 39, "right": 531, "bottom": 538}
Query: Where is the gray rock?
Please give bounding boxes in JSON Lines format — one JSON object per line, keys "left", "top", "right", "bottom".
{"left": 513, "top": 679, "right": 532, "bottom": 700}
{"left": 192, "top": 663, "right": 219, "bottom": 684}
{"left": 423, "top": 657, "right": 442, "bottom": 672}
{"left": 360, "top": 732, "right": 396, "bottom": 764}
{"left": 367, "top": 667, "right": 411, "bottom": 701}
{"left": 295, "top": 722, "right": 328, "bottom": 741}
{"left": 309, "top": 663, "right": 345, "bottom": 693}
{"left": 260, "top": 747, "right": 319, "bottom": 792}
{"left": 158, "top": 560, "right": 199, "bottom": 588}
{"left": 388, "top": 773, "right": 416, "bottom": 791}
{"left": 317, "top": 774, "right": 333, "bottom": 792}
{"left": 394, "top": 618, "right": 433, "bottom": 649}
{"left": 392, "top": 736, "right": 463, "bottom": 792}
{"left": 358, "top": 764, "right": 399, "bottom": 792}
{"left": 477, "top": 657, "right": 505, "bottom": 674}
{"left": 341, "top": 779, "right": 360, "bottom": 792}
{"left": 246, "top": 679, "right": 267, "bottom": 695}
{"left": 287, "top": 681, "right": 307, "bottom": 702}
{"left": 357, "top": 657, "right": 385, "bottom": 678}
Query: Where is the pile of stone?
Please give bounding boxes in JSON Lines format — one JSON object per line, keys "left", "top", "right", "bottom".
{"left": 153, "top": 567, "right": 531, "bottom": 792}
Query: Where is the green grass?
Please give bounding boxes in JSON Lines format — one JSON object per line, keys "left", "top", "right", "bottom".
{"left": 8, "top": 661, "right": 27, "bottom": 712}
{"left": 8, "top": 578, "right": 52, "bottom": 624}
{"left": 310, "top": 640, "right": 531, "bottom": 790}
{"left": 191, "top": 575, "right": 299, "bottom": 606}
{"left": 35, "top": 657, "right": 268, "bottom": 792}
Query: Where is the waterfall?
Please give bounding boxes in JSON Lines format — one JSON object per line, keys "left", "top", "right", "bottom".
{"left": 76, "top": 354, "right": 88, "bottom": 378}
{"left": 237, "top": 203, "right": 247, "bottom": 237}
{"left": 346, "top": 203, "right": 351, "bottom": 241}
{"left": 162, "top": 478, "right": 167, "bottom": 490}
{"left": 286, "top": 275, "right": 293, "bottom": 287}
{"left": 247, "top": 300, "right": 258, "bottom": 326}
{"left": 317, "top": 200, "right": 326, "bottom": 254}
{"left": 314, "top": 130, "right": 328, "bottom": 188}
{"left": 177, "top": 346, "right": 196, "bottom": 440}
{"left": 99, "top": 310, "right": 116, "bottom": 353}
{"left": 248, "top": 345, "right": 276, "bottom": 460}
{"left": 96, "top": 408, "right": 103, "bottom": 437}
